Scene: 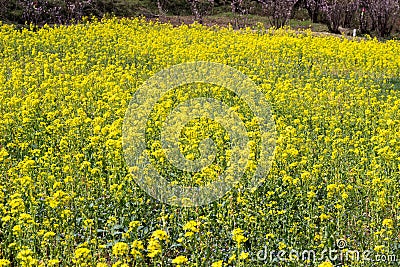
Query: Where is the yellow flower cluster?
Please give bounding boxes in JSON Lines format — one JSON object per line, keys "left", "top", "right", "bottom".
{"left": 0, "top": 17, "right": 399, "bottom": 266}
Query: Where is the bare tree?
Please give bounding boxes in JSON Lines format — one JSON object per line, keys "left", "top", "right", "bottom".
{"left": 320, "top": 0, "right": 359, "bottom": 34}
{"left": 231, "top": 0, "right": 256, "bottom": 28}
{"left": 258, "top": 0, "right": 298, "bottom": 28}
{"left": 18, "top": 0, "right": 93, "bottom": 26}
{"left": 303, "top": 0, "right": 324, "bottom": 22}
{"left": 0, "top": 0, "right": 8, "bottom": 20}
{"left": 156, "top": 0, "right": 168, "bottom": 17}
{"left": 64, "top": 0, "right": 92, "bottom": 22}
{"left": 362, "top": 0, "right": 399, "bottom": 37}
{"left": 231, "top": 0, "right": 254, "bottom": 14}
{"left": 187, "top": 0, "right": 214, "bottom": 24}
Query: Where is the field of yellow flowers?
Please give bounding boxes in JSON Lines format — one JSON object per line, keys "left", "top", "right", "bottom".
{"left": 0, "top": 17, "right": 399, "bottom": 266}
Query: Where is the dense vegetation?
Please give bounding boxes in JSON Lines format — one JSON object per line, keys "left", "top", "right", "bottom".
{"left": 0, "top": 17, "right": 399, "bottom": 266}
